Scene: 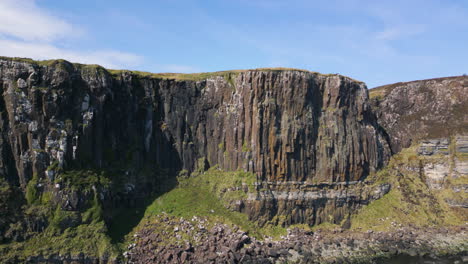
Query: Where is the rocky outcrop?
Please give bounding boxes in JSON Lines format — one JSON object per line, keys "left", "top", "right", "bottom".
{"left": 414, "top": 135, "right": 468, "bottom": 208}
{"left": 244, "top": 181, "right": 390, "bottom": 226}
{"left": 370, "top": 76, "right": 468, "bottom": 153}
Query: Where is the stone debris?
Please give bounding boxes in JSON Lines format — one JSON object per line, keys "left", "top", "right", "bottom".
{"left": 126, "top": 214, "right": 468, "bottom": 264}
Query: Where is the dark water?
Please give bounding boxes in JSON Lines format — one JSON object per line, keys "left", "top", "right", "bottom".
{"left": 378, "top": 254, "right": 467, "bottom": 264}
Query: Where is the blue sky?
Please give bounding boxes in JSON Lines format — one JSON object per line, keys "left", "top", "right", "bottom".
{"left": 1, "top": 0, "right": 467, "bottom": 87}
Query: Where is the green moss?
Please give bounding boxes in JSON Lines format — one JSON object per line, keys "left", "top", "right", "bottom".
{"left": 82, "top": 194, "right": 104, "bottom": 224}
{"left": 56, "top": 170, "right": 111, "bottom": 190}
{"left": 242, "top": 141, "right": 251, "bottom": 152}
{"left": 40, "top": 191, "right": 53, "bottom": 204}
{"left": 25, "top": 175, "right": 39, "bottom": 205}
{"left": 47, "top": 160, "right": 60, "bottom": 172}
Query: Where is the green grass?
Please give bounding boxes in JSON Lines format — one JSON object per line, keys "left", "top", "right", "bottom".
{"left": 0, "top": 56, "right": 70, "bottom": 67}
{"left": 242, "top": 141, "right": 251, "bottom": 152}
{"left": 0, "top": 221, "right": 119, "bottom": 262}
{"left": 140, "top": 168, "right": 297, "bottom": 240}
{"left": 143, "top": 168, "right": 261, "bottom": 236}
{"left": 107, "top": 67, "right": 336, "bottom": 82}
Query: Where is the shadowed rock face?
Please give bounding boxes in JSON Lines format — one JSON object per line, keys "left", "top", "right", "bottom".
{"left": 161, "top": 70, "right": 391, "bottom": 183}
{"left": 370, "top": 76, "right": 468, "bottom": 153}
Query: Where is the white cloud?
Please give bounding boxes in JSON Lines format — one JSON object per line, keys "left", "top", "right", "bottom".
{"left": 0, "top": 39, "right": 143, "bottom": 69}
{"left": 0, "top": 0, "right": 143, "bottom": 69}
{"left": 0, "top": 0, "right": 79, "bottom": 42}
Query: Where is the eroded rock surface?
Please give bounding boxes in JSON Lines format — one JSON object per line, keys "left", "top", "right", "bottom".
{"left": 370, "top": 76, "right": 468, "bottom": 153}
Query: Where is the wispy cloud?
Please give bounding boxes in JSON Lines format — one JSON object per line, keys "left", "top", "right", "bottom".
{"left": 0, "top": 0, "right": 142, "bottom": 69}
{"left": 375, "top": 24, "right": 426, "bottom": 41}
{"left": 0, "top": 39, "right": 143, "bottom": 69}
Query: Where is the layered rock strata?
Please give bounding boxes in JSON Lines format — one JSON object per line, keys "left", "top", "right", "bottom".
{"left": 416, "top": 135, "right": 468, "bottom": 208}
{"left": 243, "top": 181, "right": 390, "bottom": 226}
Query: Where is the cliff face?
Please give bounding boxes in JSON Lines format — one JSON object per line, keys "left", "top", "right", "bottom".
{"left": 370, "top": 76, "right": 468, "bottom": 153}
{"left": 159, "top": 70, "right": 390, "bottom": 184}
{"left": 0, "top": 58, "right": 390, "bottom": 191}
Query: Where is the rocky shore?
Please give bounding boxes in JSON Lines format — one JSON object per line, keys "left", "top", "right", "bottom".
{"left": 126, "top": 214, "right": 468, "bottom": 264}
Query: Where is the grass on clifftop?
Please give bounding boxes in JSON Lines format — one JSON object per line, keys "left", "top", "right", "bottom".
{"left": 107, "top": 67, "right": 342, "bottom": 82}
{"left": 0, "top": 56, "right": 360, "bottom": 82}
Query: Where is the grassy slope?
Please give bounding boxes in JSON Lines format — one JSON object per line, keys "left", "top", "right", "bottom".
{"left": 139, "top": 168, "right": 293, "bottom": 239}
{"left": 0, "top": 221, "right": 117, "bottom": 261}
{"left": 351, "top": 146, "right": 466, "bottom": 231}
{"left": 0, "top": 171, "right": 120, "bottom": 262}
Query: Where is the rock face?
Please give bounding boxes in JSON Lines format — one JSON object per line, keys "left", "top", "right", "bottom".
{"left": 370, "top": 76, "right": 468, "bottom": 153}
{"left": 244, "top": 181, "right": 390, "bottom": 226}
{"left": 415, "top": 136, "right": 468, "bottom": 208}
{"left": 159, "top": 70, "right": 390, "bottom": 184}
{"left": 0, "top": 58, "right": 390, "bottom": 218}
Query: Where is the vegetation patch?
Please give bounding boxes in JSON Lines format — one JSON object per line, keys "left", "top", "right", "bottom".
{"left": 0, "top": 220, "right": 119, "bottom": 262}
{"left": 138, "top": 167, "right": 297, "bottom": 240}
{"left": 351, "top": 146, "right": 465, "bottom": 231}
{"left": 55, "top": 170, "right": 112, "bottom": 191}
{"left": 143, "top": 168, "right": 257, "bottom": 233}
